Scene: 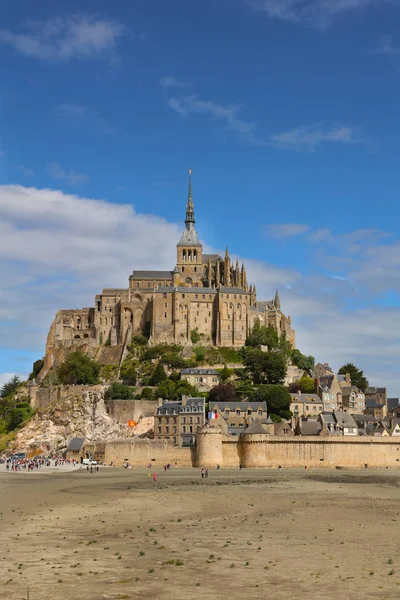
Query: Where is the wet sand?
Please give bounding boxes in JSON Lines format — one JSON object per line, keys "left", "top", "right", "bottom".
{"left": 1, "top": 467, "right": 399, "bottom": 600}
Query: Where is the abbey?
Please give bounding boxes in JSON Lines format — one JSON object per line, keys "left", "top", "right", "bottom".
{"left": 44, "top": 172, "right": 295, "bottom": 363}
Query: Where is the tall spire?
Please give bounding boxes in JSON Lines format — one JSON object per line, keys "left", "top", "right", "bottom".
{"left": 274, "top": 289, "right": 281, "bottom": 310}
{"left": 185, "top": 168, "right": 195, "bottom": 231}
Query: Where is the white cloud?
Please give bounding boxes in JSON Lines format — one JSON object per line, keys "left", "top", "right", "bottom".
{"left": 0, "top": 15, "right": 125, "bottom": 61}
{"left": 168, "top": 94, "right": 266, "bottom": 146}
{"left": 2, "top": 185, "right": 400, "bottom": 394}
{"left": 159, "top": 76, "right": 191, "bottom": 89}
{"left": 57, "top": 103, "right": 114, "bottom": 135}
{"left": 17, "top": 165, "right": 34, "bottom": 177}
{"left": 46, "top": 163, "right": 90, "bottom": 186}
{"left": 0, "top": 373, "right": 28, "bottom": 388}
{"left": 270, "top": 124, "right": 362, "bottom": 151}
{"left": 264, "top": 223, "right": 311, "bottom": 238}
{"left": 376, "top": 35, "right": 400, "bottom": 56}
{"left": 246, "top": 0, "right": 382, "bottom": 28}
{"left": 167, "top": 92, "right": 363, "bottom": 151}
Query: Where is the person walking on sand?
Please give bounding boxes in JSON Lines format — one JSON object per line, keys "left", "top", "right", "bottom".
{"left": 205, "top": 469, "right": 208, "bottom": 479}
{"left": 153, "top": 472, "right": 157, "bottom": 482}
{"left": 201, "top": 468, "right": 205, "bottom": 479}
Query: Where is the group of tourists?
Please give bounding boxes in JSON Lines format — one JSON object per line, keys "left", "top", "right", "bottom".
{"left": 3, "top": 456, "right": 65, "bottom": 472}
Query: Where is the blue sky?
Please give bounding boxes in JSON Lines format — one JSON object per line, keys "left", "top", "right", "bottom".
{"left": 2, "top": 0, "right": 400, "bottom": 393}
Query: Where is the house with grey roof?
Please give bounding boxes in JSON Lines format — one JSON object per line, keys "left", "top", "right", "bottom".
{"left": 66, "top": 437, "right": 86, "bottom": 462}
{"left": 319, "top": 411, "right": 358, "bottom": 436}
{"left": 155, "top": 397, "right": 205, "bottom": 446}
{"left": 180, "top": 367, "right": 220, "bottom": 391}
{"left": 209, "top": 400, "right": 268, "bottom": 432}
{"left": 290, "top": 393, "right": 324, "bottom": 418}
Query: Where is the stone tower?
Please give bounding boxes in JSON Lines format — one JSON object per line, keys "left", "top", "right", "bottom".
{"left": 175, "top": 169, "right": 203, "bottom": 287}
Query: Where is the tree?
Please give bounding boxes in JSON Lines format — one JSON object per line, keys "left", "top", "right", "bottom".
{"left": 219, "top": 365, "right": 233, "bottom": 383}
{"left": 155, "top": 380, "right": 177, "bottom": 400}
{"left": 119, "top": 360, "right": 137, "bottom": 386}
{"left": 253, "top": 385, "right": 291, "bottom": 419}
{"left": 140, "top": 387, "right": 154, "bottom": 399}
{"left": 338, "top": 363, "right": 369, "bottom": 392}
{"left": 208, "top": 383, "right": 236, "bottom": 403}
{"left": 290, "top": 349, "right": 315, "bottom": 375}
{"left": 0, "top": 375, "right": 21, "bottom": 398}
{"left": 149, "top": 362, "right": 167, "bottom": 386}
{"left": 242, "top": 348, "right": 287, "bottom": 385}
{"left": 105, "top": 382, "right": 134, "bottom": 400}
{"left": 245, "top": 321, "right": 292, "bottom": 359}
{"left": 57, "top": 350, "right": 100, "bottom": 385}
{"left": 190, "top": 328, "right": 201, "bottom": 344}
{"left": 298, "top": 375, "right": 315, "bottom": 393}
{"left": 29, "top": 358, "right": 44, "bottom": 381}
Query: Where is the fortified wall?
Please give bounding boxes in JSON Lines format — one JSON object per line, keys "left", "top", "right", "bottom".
{"left": 103, "top": 430, "right": 400, "bottom": 469}
{"left": 105, "top": 438, "right": 193, "bottom": 467}
{"left": 33, "top": 384, "right": 106, "bottom": 410}
{"left": 105, "top": 399, "right": 161, "bottom": 424}
{"left": 196, "top": 429, "right": 400, "bottom": 469}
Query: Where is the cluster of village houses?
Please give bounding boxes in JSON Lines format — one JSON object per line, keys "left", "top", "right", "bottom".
{"left": 66, "top": 362, "right": 400, "bottom": 460}
{"left": 152, "top": 362, "right": 400, "bottom": 447}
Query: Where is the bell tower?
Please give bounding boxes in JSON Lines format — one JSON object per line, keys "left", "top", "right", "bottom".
{"left": 176, "top": 169, "right": 203, "bottom": 287}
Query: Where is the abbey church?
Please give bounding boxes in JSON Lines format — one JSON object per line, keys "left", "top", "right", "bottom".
{"left": 43, "top": 173, "right": 295, "bottom": 371}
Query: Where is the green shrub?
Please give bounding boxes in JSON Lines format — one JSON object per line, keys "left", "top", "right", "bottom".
{"left": 105, "top": 382, "right": 134, "bottom": 400}
{"left": 190, "top": 328, "right": 201, "bottom": 344}
{"left": 29, "top": 358, "right": 44, "bottom": 381}
{"left": 149, "top": 362, "right": 167, "bottom": 386}
{"left": 140, "top": 387, "right": 154, "bottom": 399}
{"left": 57, "top": 350, "right": 100, "bottom": 385}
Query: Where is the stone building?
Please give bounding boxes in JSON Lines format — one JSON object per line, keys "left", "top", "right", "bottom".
{"left": 290, "top": 392, "right": 324, "bottom": 418}
{"left": 41, "top": 172, "right": 295, "bottom": 379}
{"left": 208, "top": 400, "right": 268, "bottom": 433}
{"left": 155, "top": 397, "right": 205, "bottom": 446}
{"left": 180, "top": 368, "right": 220, "bottom": 392}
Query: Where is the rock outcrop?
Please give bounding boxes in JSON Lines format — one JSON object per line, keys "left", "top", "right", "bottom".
{"left": 9, "top": 387, "right": 154, "bottom": 455}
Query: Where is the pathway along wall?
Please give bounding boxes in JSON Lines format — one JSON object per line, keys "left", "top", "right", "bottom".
{"left": 220, "top": 436, "right": 400, "bottom": 469}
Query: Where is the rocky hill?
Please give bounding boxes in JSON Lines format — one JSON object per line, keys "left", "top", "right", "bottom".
{"left": 9, "top": 387, "right": 153, "bottom": 456}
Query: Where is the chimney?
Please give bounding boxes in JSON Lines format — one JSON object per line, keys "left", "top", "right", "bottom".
{"left": 345, "top": 373, "right": 351, "bottom": 384}
{"left": 314, "top": 378, "right": 320, "bottom": 394}
{"left": 181, "top": 395, "right": 188, "bottom": 406}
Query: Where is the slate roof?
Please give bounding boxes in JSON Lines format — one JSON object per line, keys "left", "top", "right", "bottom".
{"left": 366, "top": 399, "right": 386, "bottom": 409}
{"left": 243, "top": 421, "right": 267, "bottom": 434}
{"left": 334, "top": 411, "right": 357, "bottom": 429}
{"left": 67, "top": 438, "right": 85, "bottom": 451}
{"left": 202, "top": 253, "right": 221, "bottom": 263}
{"left": 130, "top": 270, "right": 172, "bottom": 280}
{"left": 154, "top": 286, "right": 217, "bottom": 294}
{"left": 177, "top": 228, "right": 202, "bottom": 246}
{"left": 352, "top": 414, "right": 378, "bottom": 424}
{"left": 388, "top": 398, "right": 400, "bottom": 411}
{"left": 156, "top": 398, "right": 204, "bottom": 415}
{"left": 299, "top": 421, "right": 322, "bottom": 436}
{"left": 219, "top": 287, "right": 249, "bottom": 294}
{"left": 181, "top": 368, "right": 219, "bottom": 375}
{"left": 290, "top": 394, "right": 322, "bottom": 404}
{"left": 209, "top": 401, "right": 267, "bottom": 411}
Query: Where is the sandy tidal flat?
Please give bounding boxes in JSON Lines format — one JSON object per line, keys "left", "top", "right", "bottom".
{"left": 0, "top": 467, "right": 399, "bottom": 600}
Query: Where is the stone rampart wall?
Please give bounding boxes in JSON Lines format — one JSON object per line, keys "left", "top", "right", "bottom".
{"left": 105, "top": 438, "right": 193, "bottom": 467}
{"left": 218, "top": 436, "right": 400, "bottom": 469}
{"left": 105, "top": 399, "right": 159, "bottom": 424}
{"left": 35, "top": 385, "right": 105, "bottom": 410}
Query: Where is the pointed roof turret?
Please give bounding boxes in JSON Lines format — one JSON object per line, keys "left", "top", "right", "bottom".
{"left": 177, "top": 169, "right": 201, "bottom": 247}
{"left": 274, "top": 289, "right": 281, "bottom": 310}
{"left": 185, "top": 168, "right": 195, "bottom": 228}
